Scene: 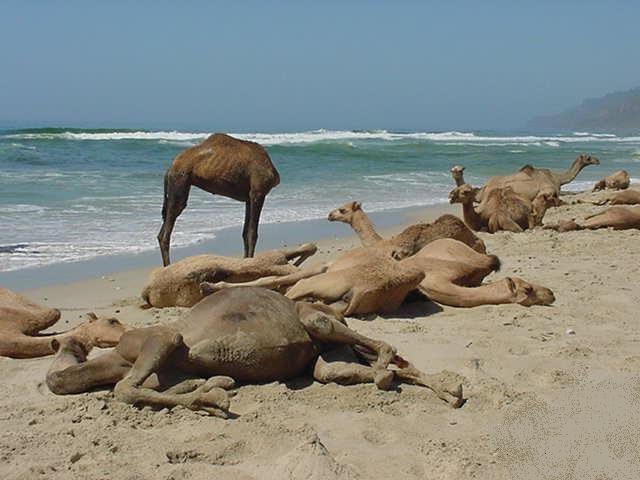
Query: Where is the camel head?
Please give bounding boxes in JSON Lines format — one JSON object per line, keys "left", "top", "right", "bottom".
{"left": 506, "top": 277, "right": 555, "bottom": 306}
{"left": 448, "top": 184, "right": 475, "bottom": 204}
{"left": 576, "top": 154, "right": 600, "bottom": 167}
{"left": 328, "top": 201, "right": 362, "bottom": 223}
{"left": 80, "top": 312, "right": 129, "bottom": 348}
{"left": 450, "top": 165, "right": 466, "bottom": 184}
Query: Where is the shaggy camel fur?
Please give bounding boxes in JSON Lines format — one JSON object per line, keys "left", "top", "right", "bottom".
{"left": 592, "top": 170, "right": 630, "bottom": 192}
{"left": 0, "top": 288, "right": 127, "bottom": 358}
{"left": 46, "top": 288, "right": 464, "bottom": 415}
{"left": 544, "top": 206, "right": 640, "bottom": 232}
{"left": 449, "top": 184, "right": 554, "bottom": 233}
{"left": 476, "top": 154, "right": 600, "bottom": 204}
{"left": 158, "top": 133, "right": 280, "bottom": 266}
{"left": 141, "top": 244, "right": 317, "bottom": 308}
{"left": 327, "top": 201, "right": 486, "bottom": 254}
{"left": 410, "top": 239, "right": 555, "bottom": 307}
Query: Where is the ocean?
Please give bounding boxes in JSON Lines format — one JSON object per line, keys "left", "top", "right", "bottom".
{"left": 1, "top": 128, "right": 639, "bottom": 273}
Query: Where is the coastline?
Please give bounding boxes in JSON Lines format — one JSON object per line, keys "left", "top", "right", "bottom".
{"left": 2, "top": 190, "right": 640, "bottom": 478}
{"left": 5, "top": 202, "right": 457, "bottom": 292}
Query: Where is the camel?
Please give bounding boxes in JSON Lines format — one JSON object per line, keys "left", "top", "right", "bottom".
{"left": 449, "top": 184, "right": 553, "bottom": 233}
{"left": 327, "top": 201, "right": 486, "bottom": 253}
{"left": 476, "top": 154, "right": 600, "bottom": 204}
{"left": 141, "top": 243, "right": 318, "bottom": 308}
{"left": 0, "top": 288, "right": 127, "bottom": 358}
{"left": 582, "top": 189, "right": 640, "bottom": 206}
{"left": 158, "top": 133, "right": 280, "bottom": 266}
{"left": 410, "top": 239, "right": 555, "bottom": 308}
{"left": 450, "top": 165, "right": 481, "bottom": 201}
{"left": 544, "top": 206, "right": 640, "bottom": 232}
{"left": 203, "top": 238, "right": 554, "bottom": 312}
{"left": 592, "top": 170, "right": 630, "bottom": 192}
{"left": 46, "top": 287, "right": 465, "bottom": 415}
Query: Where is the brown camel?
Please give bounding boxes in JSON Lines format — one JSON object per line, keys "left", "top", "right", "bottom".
{"left": 0, "top": 288, "right": 127, "bottom": 358}
{"left": 476, "top": 154, "right": 600, "bottom": 204}
{"left": 450, "top": 165, "right": 481, "bottom": 201}
{"left": 592, "top": 170, "right": 630, "bottom": 192}
{"left": 544, "top": 206, "right": 640, "bottom": 232}
{"left": 410, "top": 239, "right": 555, "bottom": 308}
{"left": 158, "top": 133, "right": 280, "bottom": 266}
{"left": 46, "top": 288, "right": 464, "bottom": 415}
{"left": 449, "top": 184, "right": 553, "bottom": 233}
{"left": 327, "top": 201, "right": 486, "bottom": 253}
{"left": 584, "top": 189, "right": 640, "bottom": 206}
{"left": 141, "top": 243, "right": 317, "bottom": 308}
{"left": 202, "top": 237, "right": 554, "bottom": 313}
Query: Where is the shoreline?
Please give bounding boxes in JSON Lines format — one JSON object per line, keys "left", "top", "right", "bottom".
{"left": 6, "top": 202, "right": 457, "bottom": 293}
{"left": 2, "top": 190, "right": 640, "bottom": 478}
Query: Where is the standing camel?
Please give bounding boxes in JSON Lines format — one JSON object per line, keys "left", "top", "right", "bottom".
{"left": 158, "top": 133, "right": 280, "bottom": 266}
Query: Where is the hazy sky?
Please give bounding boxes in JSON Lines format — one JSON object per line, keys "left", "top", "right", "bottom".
{"left": 1, "top": 1, "right": 639, "bottom": 131}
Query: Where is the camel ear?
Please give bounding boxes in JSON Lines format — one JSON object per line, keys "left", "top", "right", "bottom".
{"left": 50, "top": 339, "right": 60, "bottom": 352}
{"left": 86, "top": 312, "right": 98, "bottom": 321}
{"left": 352, "top": 201, "right": 361, "bottom": 210}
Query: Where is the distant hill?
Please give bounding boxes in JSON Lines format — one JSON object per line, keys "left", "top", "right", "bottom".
{"left": 528, "top": 87, "right": 640, "bottom": 132}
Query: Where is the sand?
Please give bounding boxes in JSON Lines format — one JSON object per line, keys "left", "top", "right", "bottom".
{"left": 1, "top": 193, "right": 640, "bottom": 480}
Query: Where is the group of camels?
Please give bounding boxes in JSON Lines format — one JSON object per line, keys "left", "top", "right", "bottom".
{"left": 2, "top": 133, "right": 638, "bottom": 417}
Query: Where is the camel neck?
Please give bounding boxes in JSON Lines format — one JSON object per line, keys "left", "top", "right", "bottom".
{"left": 556, "top": 159, "right": 584, "bottom": 185}
{"left": 351, "top": 210, "right": 383, "bottom": 246}
{"left": 460, "top": 202, "right": 483, "bottom": 232}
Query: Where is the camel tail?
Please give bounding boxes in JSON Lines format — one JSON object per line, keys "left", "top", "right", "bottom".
{"left": 161, "top": 169, "right": 170, "bottom": 221}
{"left": 140, "top": 286, "right": 152, "bottom": 307}
{"left": 488, "top": 254, "right": 501, "bottom": 272}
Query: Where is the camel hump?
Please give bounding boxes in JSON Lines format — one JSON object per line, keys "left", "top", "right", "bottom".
{"left": 518, "top": 164, "right": 535, "bottom": 175}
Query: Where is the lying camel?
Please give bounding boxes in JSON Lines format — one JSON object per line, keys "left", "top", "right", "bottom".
{"left": 323, "top": 208, "right": 553, "bottom": 307}
{"left": 0, "top": 288, "right": 127, "bottom": 358}
{"left": 328, "top": 201, "right": 486, "bottom": 253}
{"left": 450, "top": 165, "right": 481, "bottom": 201}
{"left": 410, "top": 239, "right": 555, "bottom": 307}
{"left": 544, "top": 206, "right": 640, "bottom": 232}
{"left": 449, "top": 184, "right": 554, "bottom": 233}
{"left": 584, "top": 189, "right": 640, "bottom": 206}
{"left": 204, "top": 238, "right": 554, "bottom": 312}
{"left": 46, "top": 287, "right": 464, "bottom": 415}
{"left": 592, "top": 170, "right": 630, "bottom": 192}
{"left": 141, "top": 243, "right": 318, "bottom": 308}
{"left": 476, "top": 154, "right": 600, "bottom": 204}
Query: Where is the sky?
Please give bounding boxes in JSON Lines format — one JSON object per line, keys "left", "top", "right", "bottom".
{"left": 1, "top": 1, "right": 639, "bottom": 132}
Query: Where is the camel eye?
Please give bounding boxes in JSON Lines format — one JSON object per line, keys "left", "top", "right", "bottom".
{"left": 109, "top": 319, "right": 120, "bottom": 325}
{"left": 339, "top": 209, "right": 346, "bottom": 214}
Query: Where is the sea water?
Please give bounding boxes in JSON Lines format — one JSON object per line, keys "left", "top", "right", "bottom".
{"left": 1, "top": 128, "right": 639, "bottom": 272}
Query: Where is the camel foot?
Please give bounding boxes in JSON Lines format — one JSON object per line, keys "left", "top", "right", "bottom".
{"left": 51, "top": 336, "right": 90, "bottom": 360}
{"left": 374, "top": 370, "right": 394, "bottom": 391}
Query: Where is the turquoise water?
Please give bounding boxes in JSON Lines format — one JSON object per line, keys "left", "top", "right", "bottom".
{"left": 1, "top": 128, "right": 639, "bottom": 272}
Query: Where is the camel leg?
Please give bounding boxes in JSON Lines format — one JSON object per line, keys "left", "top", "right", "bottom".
{"left": 280, "top": 243, "right": 318, "bottom": 267}
{"left": 312, "top": 346, "right": 393, "bottom": 390}
{"left": 113, "top": 331, "right": 231, "bottom": 417}
{"left": 157, "top": 172, "right": 191, "bottom": 266}
{"left": 350, "top": 344, "right": 464, "bottom": 407}
{"left": 243, "top": 194, "right": 265, "bottom": 258}
{"left": 200, "top": 262, "right": 329, "bottom": 295}
{"left": 46, "top": 338, "right": 132, "bottom": 394}
{"left": 298, "top": 308, "right": 396, "bottom": 374}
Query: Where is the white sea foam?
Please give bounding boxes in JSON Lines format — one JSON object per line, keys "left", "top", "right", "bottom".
{"left": 5, "top": 129, "right": 640, "bottom": 146}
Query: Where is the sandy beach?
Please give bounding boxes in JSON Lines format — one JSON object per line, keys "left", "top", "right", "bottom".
{"left": 1, "top": 192, "right": 640, "bottom": 480}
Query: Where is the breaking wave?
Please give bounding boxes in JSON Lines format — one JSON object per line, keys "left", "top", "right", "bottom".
{"left": 3, "top": 128, "right": 640, "bottom": 146}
